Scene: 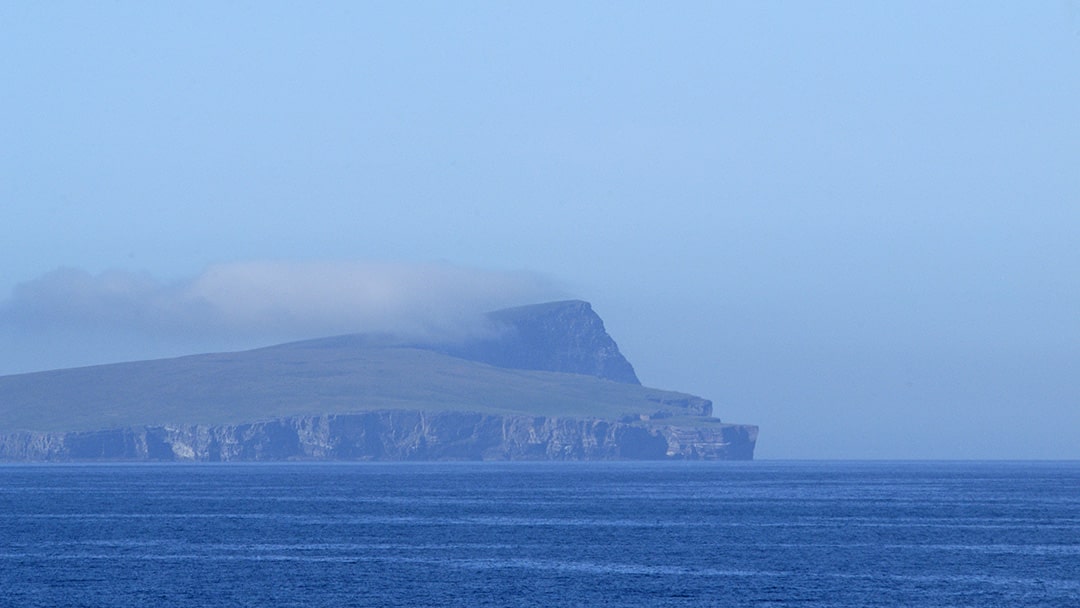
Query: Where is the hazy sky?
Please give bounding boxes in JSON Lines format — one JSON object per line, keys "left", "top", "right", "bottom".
{"left": 3, "top": 2, "right": 1078, "bottom": 459}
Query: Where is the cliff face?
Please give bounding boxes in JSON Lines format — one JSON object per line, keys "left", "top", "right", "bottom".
{"left": 440, "top": 300, "right": 641, "bottom": 384}
{"left": 0, "top": 411, "right": 758, "bottom": 462}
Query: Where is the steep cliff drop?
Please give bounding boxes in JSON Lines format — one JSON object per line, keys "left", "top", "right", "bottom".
{"left": 0, "top": 412, "right": 758, "bottom": 462}
{"left": 0, "top": 301, "right": 758, "bottom": 461}
{"left": 442, "top": 300, "right": 641, "bottom": 384}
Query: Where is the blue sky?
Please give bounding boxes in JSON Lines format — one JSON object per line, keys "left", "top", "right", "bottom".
{"left": 3, "top": 1, "right": 1078, "bottom": 458}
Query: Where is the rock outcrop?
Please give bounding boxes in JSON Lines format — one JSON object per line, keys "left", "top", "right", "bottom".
{"left": 440, "top": 300, "right": 641, "bottom": 384}
{"left": 0, "top": 411, "right": 757, "bottom": 461}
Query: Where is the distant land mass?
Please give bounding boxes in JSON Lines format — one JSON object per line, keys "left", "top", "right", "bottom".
{"left": 0, "top": 300, "right": 757, "bottom": 461}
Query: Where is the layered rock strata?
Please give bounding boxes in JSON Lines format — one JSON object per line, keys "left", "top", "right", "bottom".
{"left": 0, "top": 411, "right": 757, "bottom": 462}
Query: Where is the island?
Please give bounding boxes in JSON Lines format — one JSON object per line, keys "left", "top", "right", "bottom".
{"left": 0, "top": 300, "right": 757, "bottom": 461}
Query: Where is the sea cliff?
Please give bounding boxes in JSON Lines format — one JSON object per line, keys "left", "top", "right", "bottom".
{"left": 0, "top": 411, "right": 757, "bottom": 461}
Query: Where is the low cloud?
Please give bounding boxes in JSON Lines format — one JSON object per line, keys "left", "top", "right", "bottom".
{"left": 1, "top": 260, "right": 566, "bottom": 346}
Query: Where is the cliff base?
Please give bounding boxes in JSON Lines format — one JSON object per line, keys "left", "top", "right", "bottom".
{"left": 0, "top": 411, "right": 757, "bottom": 461}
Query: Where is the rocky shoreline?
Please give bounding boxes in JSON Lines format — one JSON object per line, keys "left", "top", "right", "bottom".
{"left": 0, "top": 410, "right": 757, "bottom": 462}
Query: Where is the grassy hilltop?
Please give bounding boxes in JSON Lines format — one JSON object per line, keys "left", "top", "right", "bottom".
{"left": 0, "top": 301, "right": 716, "bottom": 434}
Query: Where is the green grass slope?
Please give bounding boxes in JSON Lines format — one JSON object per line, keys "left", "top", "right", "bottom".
{"left": 0, "top": 341, "right": 708, "bottom": 433}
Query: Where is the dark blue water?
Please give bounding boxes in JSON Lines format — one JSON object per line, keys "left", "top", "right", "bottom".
{"left": 1, "top": 462, "right": 1077, "bottom": 607}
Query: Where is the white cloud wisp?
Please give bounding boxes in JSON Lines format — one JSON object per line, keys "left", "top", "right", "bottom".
{"left": 0, "top": 260, "right": 566, "bottom": 372}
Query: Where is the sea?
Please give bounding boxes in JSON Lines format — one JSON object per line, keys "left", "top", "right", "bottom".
{"left": 1, "top": 461, "right": 1077, "bottom": 607}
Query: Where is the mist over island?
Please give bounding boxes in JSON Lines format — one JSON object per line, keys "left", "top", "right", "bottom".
{"left": 0, "top": 299, "right": 756, "bottom": 461}
{"left": 4, "top": 4, "right": 1079, "bottom": 608}
{"left": 4, "top": 2, "right": 1079, "bottom": 459}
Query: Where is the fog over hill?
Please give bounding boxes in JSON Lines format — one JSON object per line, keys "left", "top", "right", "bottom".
{"left": 0, "top": 300, "right": 757, "bottom": 461}
{"left": 0, "top": 261, "right": 569, "bottom": 374}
